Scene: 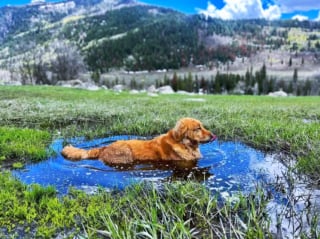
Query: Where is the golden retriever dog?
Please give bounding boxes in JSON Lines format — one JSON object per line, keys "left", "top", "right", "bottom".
{"left": 61, "top": 117, "right": 216, "bottom": 165}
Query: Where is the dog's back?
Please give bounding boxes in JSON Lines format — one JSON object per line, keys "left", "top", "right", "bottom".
{"left": 61, "top": 118, "right": 216, "bottom": 165}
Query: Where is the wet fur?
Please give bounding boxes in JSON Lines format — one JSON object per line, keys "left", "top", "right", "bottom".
{"left": 61, "top": 118, "right": 216, "bottom": 165}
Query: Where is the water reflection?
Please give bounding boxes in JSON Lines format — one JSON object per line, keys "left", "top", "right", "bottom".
{"left": 12, "top": 135, "right": 320, "bottom": 238}
{"left": 13, "top": 135, "right": 278, "bottom": 195}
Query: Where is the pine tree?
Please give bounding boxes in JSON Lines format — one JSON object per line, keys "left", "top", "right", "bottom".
{"left": 186, "top": 72, "right": 193, "bottom": 92}
{"left": 293, "top": 68, "right": 298, "bottom": 95}
{"left": 171, "top": 72, "right": 178, "bottom": 92}
{"left": 200, "top": 76, "right": 207, "bottom": 93}
{"left": 303, "top": 79, "right": 312, "bottom": 96}
{"left": 214, "top": 71, "right": 221, "bottom": 94}
{"left": 208, "top": 76, "right": 214, "bottom": 94}
{"left": 130, "top": 78, "right": 137, "bottom": 89}
{"left": 194, "top": 75, "right": 200, "bottom": 93}
{"left": 255, "top": 71, "right": 262, "bottom": 95}
{"left": 288, "top": 57, "right": 292, "bottom": 67}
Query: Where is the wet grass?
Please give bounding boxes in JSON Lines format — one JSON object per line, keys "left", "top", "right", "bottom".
{"left": 0, "top": 85, "right": 319, "bottom": 177}
{"left": 0, "top": 85, "right": 319, "bottom": 238}
{"left": 0, "top": 127, "right": 50, "bottom": 163}
{"left": 0, "top": 172, "right": 272, "bottom": 238}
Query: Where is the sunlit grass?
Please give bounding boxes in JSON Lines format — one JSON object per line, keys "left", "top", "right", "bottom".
{"left": 62, "top": 15, "right": 85, "bottom": 25}
{"left": 0, "top": 85, "right": 319, "bottom": 238}
{"left": 0, "top": 85, "right": 319, "bottom": 177}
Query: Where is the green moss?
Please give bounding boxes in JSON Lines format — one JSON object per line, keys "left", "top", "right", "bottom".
{"left": 12, "top": 162, "right": 24, "bottom": 169}
{"left": 0, "top": 126, "right": 50, "bottom": 161}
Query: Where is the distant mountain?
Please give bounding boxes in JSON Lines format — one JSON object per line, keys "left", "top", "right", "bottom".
{"left": 0, "top": 0, "right": 139, "bottom": 42}
{"left": 0, "top": 0, "right": 320, "bottom": 77}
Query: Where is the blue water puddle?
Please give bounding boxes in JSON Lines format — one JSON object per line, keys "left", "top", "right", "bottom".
{"left": 12, "top": 135, "right": 320, "bottom": 237}
{"left": 12, "top": 135, "right": 284, "bottom": 196}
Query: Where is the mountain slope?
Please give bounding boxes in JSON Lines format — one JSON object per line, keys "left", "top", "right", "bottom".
{"left": 0, "top": 0, "right": 320, "bottom": 75}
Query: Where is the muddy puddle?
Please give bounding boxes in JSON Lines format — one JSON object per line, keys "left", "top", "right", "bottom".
{"left": 12, "top": 135, "right": 320, "bottom": 237}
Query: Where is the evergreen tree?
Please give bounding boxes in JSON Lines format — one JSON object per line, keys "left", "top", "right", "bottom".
{"left": 200, "top": 76, "right": 207, "bottom": 93}
{"left": 288, "top": 81, "right": 293, "bottom": 94}
{"left": 214, "top": 71, "right": 221, "bottom": 94}
{"left": 194, "top": 75, "right": 200, "bottom": 93}
{"left": 303, "top": 79, "right": 312, "bottom": 96}
{"left": 186, "top": 72, "right": 193, "bottom": 92}
{"left": 288, "top": 57, "right": 292, "bottom": 67}
{"left": 177, "top": 75, "right": 183, "bottom": 91}
{"left": 268, "top": 77, "right": 276, "bottom": 93}
{"left": 260, "top": 63, "right": 269, "bottom": 94}
{"left": 208, "top": 76, "right": 214, "bottom": 94}
{"left": 130, "top": 78, "right": 137, "bottom": 89}
{"left": 293, "top": 68, "right": 298, "bottom": 95}
{"left": 255, "top": 71, "right": 262, "bottom": 94}
{"left": 245, "top": 68, "right": 251, "bottom": 87}
{"left": 91, "top": 70, "right": 100, "bottom": 84}
{"left": 171, "top": 72, "right": 178, "bottom": 92}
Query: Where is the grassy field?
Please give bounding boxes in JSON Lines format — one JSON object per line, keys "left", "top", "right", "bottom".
{"left": 0, "top": 85, "right": 319, "bottom": 238}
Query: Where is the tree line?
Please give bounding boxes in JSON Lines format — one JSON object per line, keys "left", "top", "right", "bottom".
{"left": 118, "top": 66, "right": 319, "bottom": 96}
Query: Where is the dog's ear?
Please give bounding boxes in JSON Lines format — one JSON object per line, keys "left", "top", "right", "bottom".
{"left": 172, "top": 120, "right": 188, "bottom": 141}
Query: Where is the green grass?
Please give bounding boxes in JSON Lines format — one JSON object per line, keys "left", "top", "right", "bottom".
{"left": 0, "top": 85, "right": 319, "bottom": 238}
{"left": 0, "top": 172, "right": 272, "bottom": 238}
{"left": 0, "top": 85, "right": 319, "bottom": 177}
{"left": 0, "top": 126, "right": 50, "bottom": 162}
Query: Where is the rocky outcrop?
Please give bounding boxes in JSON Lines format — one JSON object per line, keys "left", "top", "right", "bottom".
{"left": 268, "top": 90, "right": 288, "bottom": 97}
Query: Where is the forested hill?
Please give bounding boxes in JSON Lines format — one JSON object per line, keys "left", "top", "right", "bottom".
{"left": 1, "top": 0, "right": 320, "bottom": 74}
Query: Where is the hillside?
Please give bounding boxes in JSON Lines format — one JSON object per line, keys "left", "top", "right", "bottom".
{"left": 0, "top": 0, "right": 320, "bottom": 95}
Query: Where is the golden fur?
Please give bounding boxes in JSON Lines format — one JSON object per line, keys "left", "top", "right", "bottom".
{"left": 61, "top": 118, "right": 216, "bottom": 165}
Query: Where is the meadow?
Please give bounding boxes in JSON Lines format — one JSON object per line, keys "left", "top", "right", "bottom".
{"left": 0, "top": 85, "right": 319, "bottom": 238}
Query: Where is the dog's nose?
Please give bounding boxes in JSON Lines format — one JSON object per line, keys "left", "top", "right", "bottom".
{"left": 210, "top": 133, "right": 217, "bottom": 142}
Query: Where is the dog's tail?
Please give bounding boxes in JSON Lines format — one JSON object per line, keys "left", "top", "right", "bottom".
{"left": 61, "top": 145, "right": 102, "bottom": 161}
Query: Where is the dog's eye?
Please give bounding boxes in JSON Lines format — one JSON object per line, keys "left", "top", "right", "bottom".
{"left": 194, "top": 127, "right": 201, "bottom": 131}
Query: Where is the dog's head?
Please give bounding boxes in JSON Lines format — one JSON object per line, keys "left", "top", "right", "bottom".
{"left": 172, "top": 118, "right": 216, "bottom": 145}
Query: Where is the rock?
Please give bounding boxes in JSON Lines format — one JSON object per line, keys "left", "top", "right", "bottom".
{"left": 177, "top": 90, "right": 194, "bottom": 95}
{"left": 113, "top": 84, "right": 125, "bottom": 92}
{"left": 56, "top": 79, "right": 84, "bottom": 87}
{"left": 130, "top": 90, "right": 140, "bottom": 94}
{"left": 85, "top": 85, "right": 100, "bottom": 91}
{"left": 147, "top": 85, "right": 157, "bottom": 93}
{"left": 56, "top": 80, "right": 101, "bottom": 91}
{"left": 268, "top": 90, "right": 288, "bottom": 97}
{"left": 157, "top": 85, "right": 174, "bottom": 94}
{"left": 4, "top": 81, "right": 22, "bottom": 86}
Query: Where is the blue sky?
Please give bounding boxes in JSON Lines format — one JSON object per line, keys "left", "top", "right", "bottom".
{"left": 1, "top": 0, "right": 320, "bottom": 21}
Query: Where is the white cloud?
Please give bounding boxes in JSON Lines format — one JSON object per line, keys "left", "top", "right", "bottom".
{"left": 197, "top": 0, "right": 281, "bottom": 20}
{"left": 315, "top": 11, "right": 320, "bottom": 21}
{"left": 30, "top": 0, "right": 46, "bottom": 4}
{"left": 275, "top": 0, "right": 320, "bottom": 13}
{"left": 263, "top": 4, "right": 282, "bottom": 20}
{"left": 292, "top": 14, "right": 309, "bottom": 21}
